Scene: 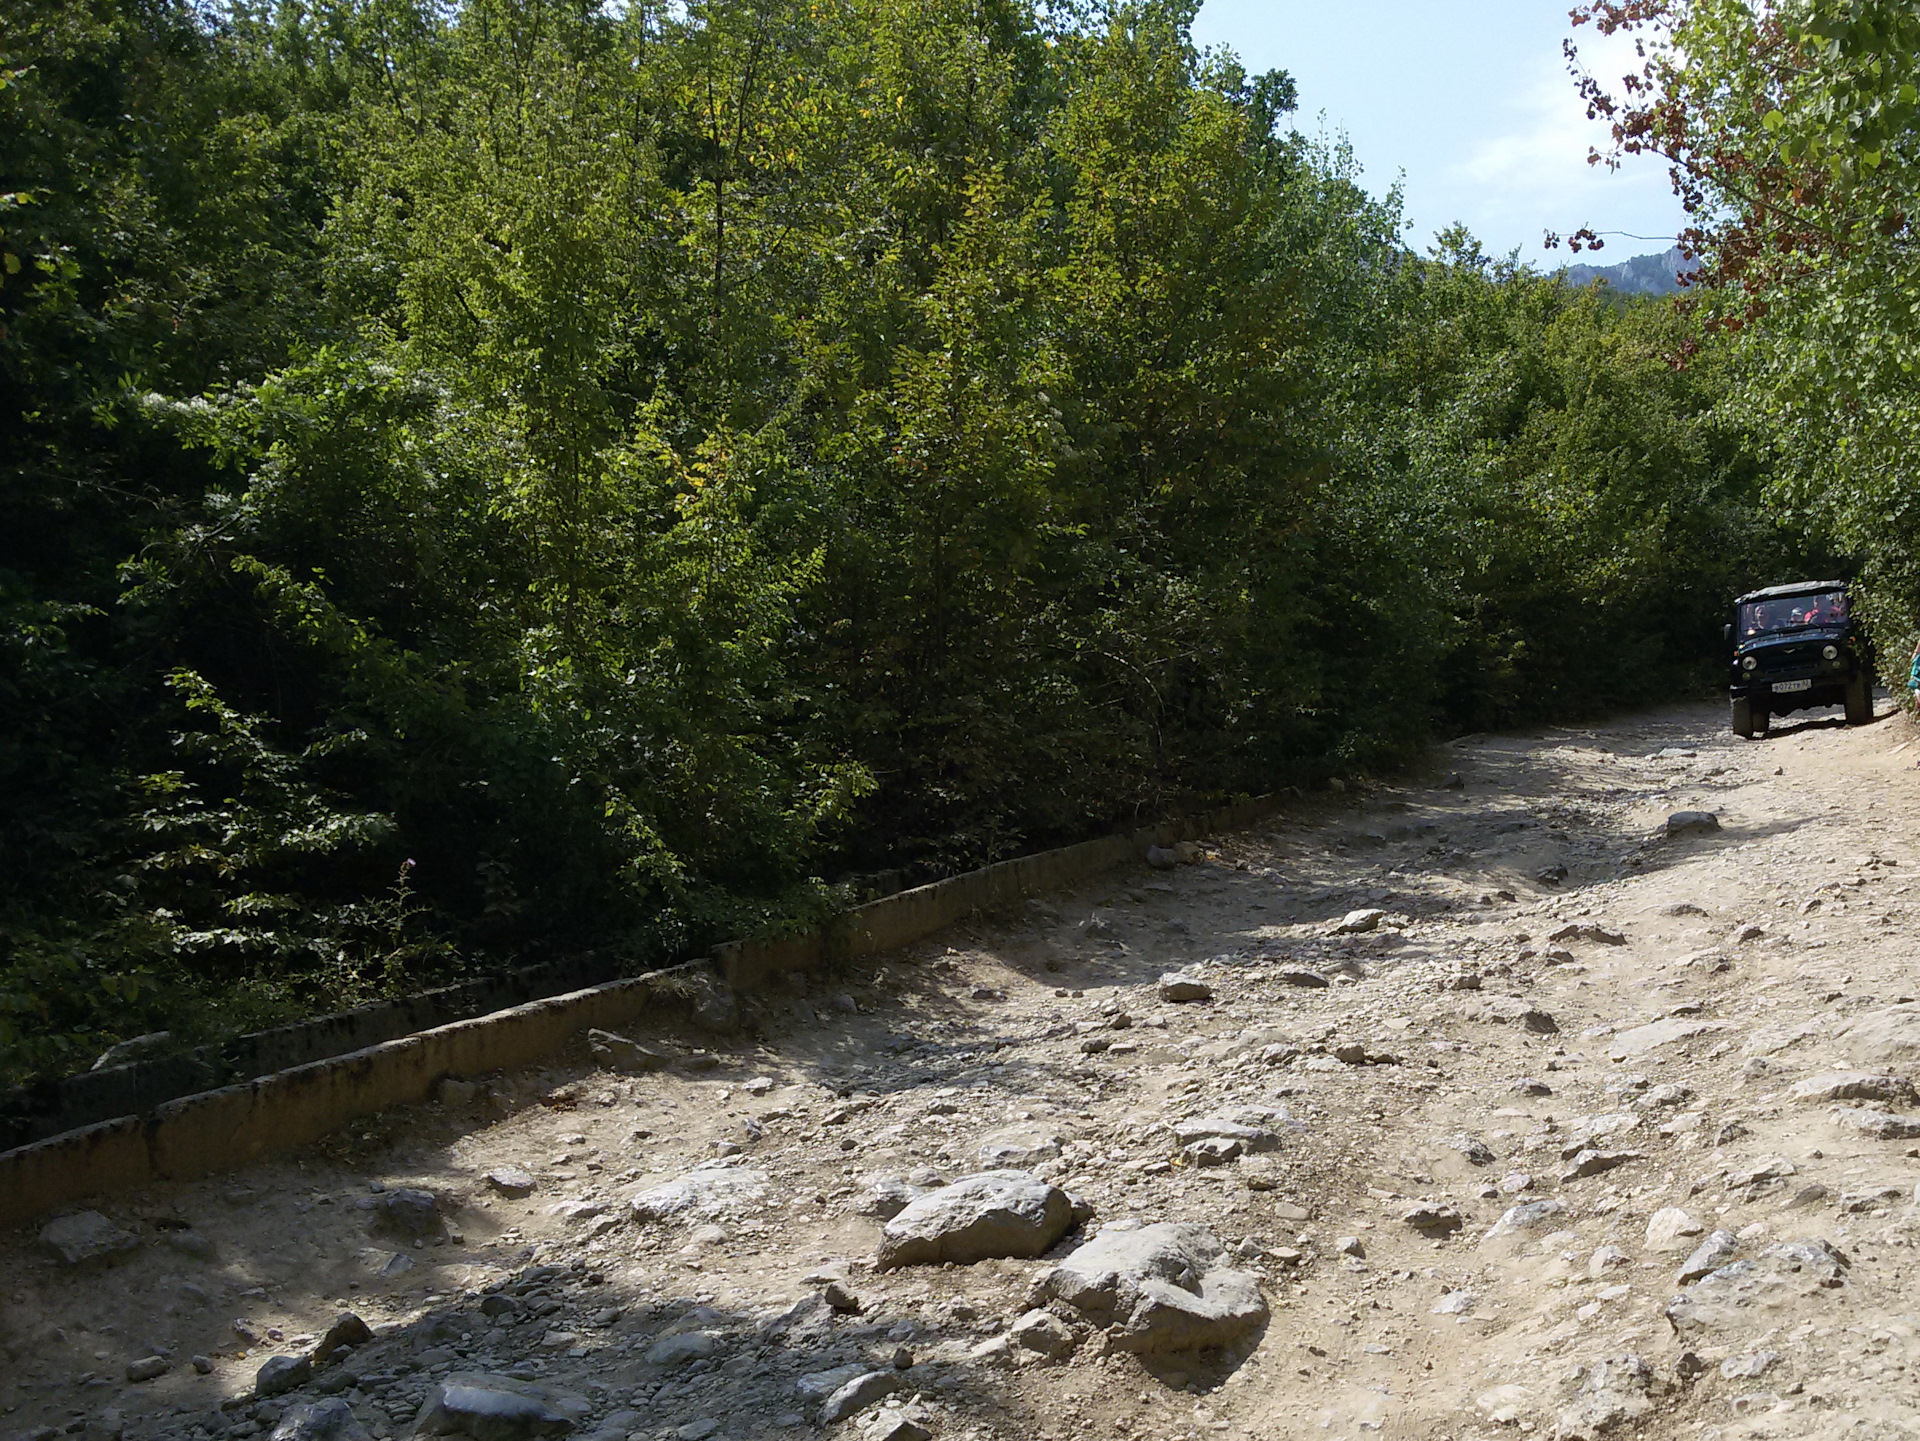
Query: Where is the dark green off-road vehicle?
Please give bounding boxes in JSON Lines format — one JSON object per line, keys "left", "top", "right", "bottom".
{"left": 1727, "top": 580, "right": 1874, "bottom": 738}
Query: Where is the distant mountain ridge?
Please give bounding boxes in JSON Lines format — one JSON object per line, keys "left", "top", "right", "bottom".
{"left": 1561, "top": 246, "right": 1695, "bottom": 295}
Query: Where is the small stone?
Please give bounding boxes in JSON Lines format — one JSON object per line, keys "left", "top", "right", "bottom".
{"left": 1008, "top": 1308, "right": 1076, "bottom": 1360}
{"left": 1721, "top": 1351, "right": 1782, "bottom": 1380}
{"left": 822, "top": 1281, "right": 862, "bottom": 1314}
{"left": 1335, "top": 1235, "right": 1365, "bottom": 1258}
{"left": 1336, "top": 908, "right": 1386, "bottom": 934}
{"left": 1278, "top": 970, "right": 1331, "bottom": 988}
{"left": 312, "top": 1312, "right": 373, "bottom": 1367}
{"left": 367, "top": 1188, "right": 442, "bottom": 1241}
{"left": 192, "top": 1355, "right": 214, "bottom": 1374}
{"left": 1589, "top": 1246, "right": 1632, "bottom": 1277}
{"left": 39, "top": 1211, "right": 140, "bottom": 1269}
{"left": 485, "top": 1168, "right": 536, "bottom": 1199}
{"left": 864, "top": 1417, "right": 932, "bottom": 1441}
{"left": 1447, "top": 1133, "right": 1497, "bottom": 1166}
{"left": 1665, "top": 811, "right": 1721, "bottom": 839}
{"left": 254, "top": 1355, "right": 312, "bottom": 1398}
{"left": 1677, "top": 1230, "right": 1739, "bottom": 1284}
{"left": 1509, "top": 1077, "right": 1552, "bottom": 1096}
{"left": 1431, "top": 1290, "right": 1475, "bottom": 1315}
{"left": 645, "top": 1332, "right": 720, "bottom": 1367}
{"left": 1559, "top": 1149, "right": 1643, "bottom": 1183}
{"left": 126, "top": 1357, "right": 170, "bottom": 1383}
{"left": 745, "top": 1076, "right": 775, "bottom": 1095}
{"left": 1497, "top": 1172, "right": 1533, "bottom": 1195}
{"left": 1401, "top": 1203, "right": 1462, "bottom": 1236}
{"left": 268, "top": 1400, "right": 372, "bottom": 1441}
{"left": 819, "top": 1372, "right": 901, "bottom": 1426}
{"left": 1486, "top": 1199, "right": 1566, "bottom": 1238}
{"left": 1157, "top": 972, "right": 1213, "bottom": 1003}
{"left": 1645, "top": 1208, "right": 1706, "bottom": 1252}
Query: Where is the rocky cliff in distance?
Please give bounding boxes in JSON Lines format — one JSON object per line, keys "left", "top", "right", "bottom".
{"left": 1562, "top": 245, "right": 1695, "bottom": 295}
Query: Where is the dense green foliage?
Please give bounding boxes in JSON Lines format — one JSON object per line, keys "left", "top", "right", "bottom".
{"left": 1574, "top": 1, "right": 1920, "bottom": 647}
{"left": 0, "top": 0, "right": 1797, "bottom": 1081}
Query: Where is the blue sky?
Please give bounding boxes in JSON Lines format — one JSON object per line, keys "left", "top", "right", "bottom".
{"left": 1191, "top": 0, "right": 1691, "bottom": 264}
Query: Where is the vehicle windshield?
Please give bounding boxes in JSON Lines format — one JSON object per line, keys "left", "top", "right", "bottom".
{"left": 1740, "top": 591, "right": 1847, "bottom": 637}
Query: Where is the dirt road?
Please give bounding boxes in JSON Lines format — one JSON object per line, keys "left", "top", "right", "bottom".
{"left": 9, "top": 699, "right": 1920, "bottom": 1441}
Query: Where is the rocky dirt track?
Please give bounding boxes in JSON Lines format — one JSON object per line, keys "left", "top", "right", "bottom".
{"left": 12, "top": 700, "right": 1920, "bottom": 1441}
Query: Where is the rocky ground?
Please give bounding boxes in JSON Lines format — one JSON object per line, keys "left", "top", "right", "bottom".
{"left": 9, "top": 700, "right": 1920, "bottom": 1441}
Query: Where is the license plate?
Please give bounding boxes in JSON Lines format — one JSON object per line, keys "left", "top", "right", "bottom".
{"left": 1773, "top": 679, "right": 1812, "bottom": 693}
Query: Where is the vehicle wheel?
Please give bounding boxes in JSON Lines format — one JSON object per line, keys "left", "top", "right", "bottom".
{"left": 1755, "top": 706, "right": 1772, "bottom": 734}
{"left": 1845, "top": 672, "right": 1873, "bottom": 724}
{"left": 1732, "top": 696, "right": 1755, "bottom": 738}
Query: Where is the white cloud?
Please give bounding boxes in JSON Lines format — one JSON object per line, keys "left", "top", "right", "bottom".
{"left": 1440, "top": 26, "right": 1683, "bottom": 254}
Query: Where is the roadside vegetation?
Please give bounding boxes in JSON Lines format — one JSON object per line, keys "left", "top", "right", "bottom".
{"left": 0, "top": 0, "right": 1838, "bottom": 1080}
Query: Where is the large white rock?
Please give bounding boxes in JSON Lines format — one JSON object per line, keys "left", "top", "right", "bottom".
{"left": 876, "top": 1171, "right": 1083, "bottom": 1269}
{"left": 1040, "top": 1221, "right": 1267, "bottom": 1353}
{"left": 629, "top": 1161, "right": 771, "bottom": 1223}
{"left": 1644, "top": 1207, "right": 1705, "bottom": 1253}
{"left": 1838, "top": 1004, "right": 1920, "bottom": 1068}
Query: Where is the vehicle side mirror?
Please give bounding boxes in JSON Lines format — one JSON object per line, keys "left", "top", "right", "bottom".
{"left": 1723, "top": 624, "right": 1734, "bottom": 644}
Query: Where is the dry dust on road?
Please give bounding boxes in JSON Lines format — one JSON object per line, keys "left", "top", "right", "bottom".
{"left": 10, "top": 698, "right": 1920, "bottom": 1441}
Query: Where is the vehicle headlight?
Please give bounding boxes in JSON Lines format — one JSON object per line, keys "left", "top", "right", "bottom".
{"left": 1823, "top": 644, "right": 1839, "bottom": 660}
{"left": 1742, "top": 656, "right": 1758, "bottom": 671}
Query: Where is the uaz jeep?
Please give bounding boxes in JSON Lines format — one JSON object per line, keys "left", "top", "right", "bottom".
{"left": 1727, "top": 580, "right": 1873, "bottom": 737}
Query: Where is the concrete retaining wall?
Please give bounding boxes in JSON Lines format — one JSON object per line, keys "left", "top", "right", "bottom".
{"left": 717, "top": 793, "right": 1283, "bottom": 988}
{"left": 0, "top": 968, "right": 688, "bottom": 1228}
{"left": 4, "top": 793, "right": 1284, "bottom": 1228}
{"left": 0, "top": 957, "right": 615, "bottom": 1152}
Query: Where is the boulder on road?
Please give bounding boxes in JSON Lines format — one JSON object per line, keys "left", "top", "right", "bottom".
{"left": 253, "top": 1355, "right": 312, "bottom": 1398}
{"left": 1336, "top": 908, "right": 1385, "bottom": 934}
{"left": 818, "top": 1372, "right": 901, "bottom": 1426}
{"left": 38, "top": 1211, "right": 140, "bottom": 1269}
{"left": 1664, "top": 811, "right": 1721, "bottom": 840}
{"left": 630, "top": 1161, "right": 772, "bottom": 1223}
{"left": 1790, "top": 1072, "right": 1917, "bottom": 1105}
{"left": 1157, "top": 973, "right": 1213, "bottom": 1003}
{"left": 1171, "top": 1117, "right": 1281, "bottom": 1153}
{"left": 876, "top": 1171, "right": 1085, "bottom": 1269}
{"left": 1040, "top": 1221, "right": 1267, "bottom": 1354}
{"left": 269, "top": 1400, "right": 371, "bottom": 1441}
{"left": 365, "top": 1188, "right": 443, "bottom": 1241}
{"left": 413, "top": 1375, "right": 589, "bottom": 1441}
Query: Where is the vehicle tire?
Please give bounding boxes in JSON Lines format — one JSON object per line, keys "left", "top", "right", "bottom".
{"left": 1755, "top": 706, "right": 1771, "bottom": 734}
{"left": 1732, "top": 696, "right": 1755, "bottom": 738}
{"left": 1845, "top": 672, "right": 1873, "bottom": 724}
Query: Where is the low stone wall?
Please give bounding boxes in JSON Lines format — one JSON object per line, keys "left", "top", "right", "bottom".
{"left": 716, "top": 794, "right": 1281, "bottom": 987}
{"left": 0, "top": 967, "right": 691, "bottom": 1228}
{"left": 0, "top": 957, "right": 614, "bottom": 1152}
{"left": 3, "top": 794, "right": 1281, "bottom": 1228}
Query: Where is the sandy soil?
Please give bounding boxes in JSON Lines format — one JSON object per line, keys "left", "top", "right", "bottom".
{"left": 9, "top": 698, "right": 1920, "bottom": 1441}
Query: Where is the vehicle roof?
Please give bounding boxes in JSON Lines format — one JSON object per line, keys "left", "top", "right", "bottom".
{"left": 1735, "top": 580, "right": 1849, "bottom": 604}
